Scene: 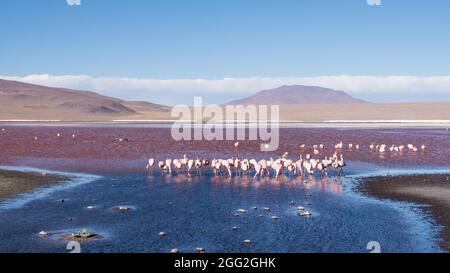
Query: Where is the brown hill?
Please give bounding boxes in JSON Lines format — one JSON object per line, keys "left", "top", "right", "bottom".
{"left": 1, "top": 79, "right": 449, "bottom": 122}
{"left": 0, "top": 79, "right": 168, "bottom": 120}
{"left": 226, "top": 85, "right": 367, "bottom": 105}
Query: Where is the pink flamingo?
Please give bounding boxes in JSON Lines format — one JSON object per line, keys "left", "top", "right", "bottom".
{"left": 146, "top": 158, "right": 155, "bottom": 170}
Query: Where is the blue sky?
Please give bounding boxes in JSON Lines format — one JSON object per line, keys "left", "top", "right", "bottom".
{"left": 1, "top": 0, "right": 450, "bottom": 104}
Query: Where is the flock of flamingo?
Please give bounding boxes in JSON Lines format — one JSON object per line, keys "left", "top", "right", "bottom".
{"left": 145, "top": 141, "right": 427, "bottom": 178}
{"left": 147, "top": 152, "right": 344, "bottom": 178}
{"left": 0, "top": 129, "right": 427, "bottom": 178}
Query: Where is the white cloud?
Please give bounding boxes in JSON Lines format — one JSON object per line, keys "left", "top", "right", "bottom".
{"left": 2, "top": 74, "right": 450, "bottom": 105}
{"left": 367, "top": 0, "right": 382, "bottom": 6}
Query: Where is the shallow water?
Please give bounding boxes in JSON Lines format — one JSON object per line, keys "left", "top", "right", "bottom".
{"left": 0, "top": 164, "right": 445, "bottom": 253}
{"left": 0, "top": 127, "right": 449, "bottom": 173}
{"left": 0, "top": 127, "right": 448, "bottom": 253}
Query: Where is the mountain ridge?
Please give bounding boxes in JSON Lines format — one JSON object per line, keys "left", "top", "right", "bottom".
{"left": 2, "top": 79, "right": 449, "bottom": 122}
{"left": 0, "top": 79, "right": 168, "bottom": 120}
{"left": 226, "top": 85, "right": 368, "bottom": 105}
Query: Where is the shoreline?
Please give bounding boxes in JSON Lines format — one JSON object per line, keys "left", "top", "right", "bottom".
{"left": 0, "top": 169, "right": 67, "bottom": 201}
{"left": 1, "top": 120, "right": 450, "bottom": 129}
{"left": 358, "top": 174, "right": 450, "bottom": 252}
{"left": 0, "top": 166, "right": 101, "bottom": 210}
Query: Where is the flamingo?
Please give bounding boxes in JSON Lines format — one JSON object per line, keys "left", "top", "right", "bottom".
{"left": 331, "top": 154, "right": 345, "bottom": 173}
{"left": 332, "top": 152, "right": 338, "bottom": 160}
{"left": 332, "top": 154, "right": 346, "bottom": 175}
{"left": 202, "top": 159, "right": 210, "bottom": 167}
{"left": 316, "top": 162, "right": 325, "bottom": 173}
{"left": 254, "top": 163, "right": 262, "bottom": 178}
{"left": 273, "top": 161, "right": 283, "bottom": 177}
{"left": 335, "top": 142, "right": 343, "bottom": 150}
{"left": 165, "top": 159, "right": 172, "bottom": 173}
{"left": 249, "top": 159, "right": 258, "bottom": 167}
{"left": 295, "top": 155, "right": 304, "bottom": 175}
{"left": 302, "top": 161, "right": 313, "bottom": 175}
{"left": 338, "top": 154, "right": 345, "bottom": 168}
{"left": 322, "top": 156, "right": 332, "bottom": 167}
{"left": 221, "top": 159, "right": 232, "bottom": 176}
{"left": 267, "top": 158, "right": 274, "bottom": 176}
{"left": 173, "top": 159, "right": 183, "bottom": 173}
{"left": 195, "top": 158, "right": 203, "bottom": 175}
{"left": 324, "top": 159, "right": 332, "bottom": 172}
{"left": 158, "top": 161, "right": 166, "bottom": 171}
{"left": 146, "top": 158, "right": 155, "bottom": 170}
{"left": 260, "top": 160, "right": 269, "bottom": 176}
{"left": 228, "top": 158, "right": 235, "bottom": 168}
{"left": 187, "top": 159, "right": 194, "bottom": 174}
{"left": 287, "top": 164, "right": 296, "bottom": 176}
{"left": 234, "top": 158, "right": 241, "bottom": 175}
{"left": 310, "top": 159, "right": 318, "bottom": 170}
{"left": 181, "top": 155, "right": 189, "bottom": 170}
{"left": 142, "top": 151, "right": 350, "bottom": 178}
{"left": 282, "top": 157, "right": 295, "bottom": 176}
{"left": 320, "top": 157, "right": 330, "bottom": 175}
{"left": 241, "top": 160, "right": 249, "bottom": 176}
{"left": 213, "top": 159, "right": 222, "bottom": 175}
{"left": 283, "top": 158, "right": 294, "bottom": 168}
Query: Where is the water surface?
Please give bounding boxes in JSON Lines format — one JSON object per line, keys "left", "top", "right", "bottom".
{"left": 0, "top": 127, "right": 448, "bottom": 253}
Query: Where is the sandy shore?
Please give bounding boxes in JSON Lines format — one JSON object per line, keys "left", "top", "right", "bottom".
{"left": 359, "top": 174, "right": 450, "bottom": 251}
{"left": 0, "top": 170, "right": 66, "bottom": 201}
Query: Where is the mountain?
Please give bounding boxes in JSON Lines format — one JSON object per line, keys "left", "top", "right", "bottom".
{"left": 226, "top": 85, "right": 367, "bottom": 105}
{"left": 0, "top": 79, "right": 168, "bottom": 120}
{"left": 2, "top": 79, "right": 449, "bottom": 122}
